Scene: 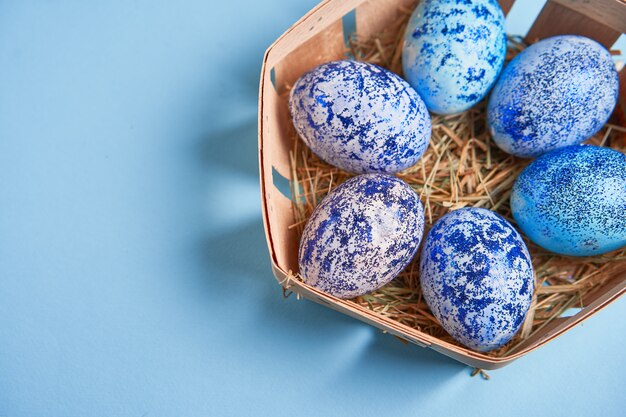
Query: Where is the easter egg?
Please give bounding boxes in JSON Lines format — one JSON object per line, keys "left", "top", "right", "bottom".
{"left": 299, "top": 174, "right": 424, "bottom": 299}
{"left": 488, "top": 35, "right": 619, "bottom": 158}
{"left": 511, "top": 145, "right": 626, "bottom": 256}
{"left": 402, "top": 0, "right": 506, "bottom": 114}
{"left": 289, "top": 60, "right": 431, "bottom": 174}
{"left": 420, "top": 208, "right": 534, "bottom": 352}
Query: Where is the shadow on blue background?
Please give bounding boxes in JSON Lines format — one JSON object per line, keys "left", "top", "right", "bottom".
{"left": 0, "top": 0, "right": 624, "bottom": 416}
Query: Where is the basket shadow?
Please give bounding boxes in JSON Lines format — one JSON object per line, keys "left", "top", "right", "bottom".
{"left": 199, "top": 118, "right": 259, "bottom": 179}
{"left": 201, "top": 219, "right": 270, "bottom": 285}
{"left": 199, "top": 216, "right": 467, "bottom": 383}
{"left": 336, "top": 329, "right": 466, "bottom": 387}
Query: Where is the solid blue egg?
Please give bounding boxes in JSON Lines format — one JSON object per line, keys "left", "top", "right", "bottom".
{"left": 511, "top": 145, "right": 626, "bottom": 256}
{"left": 289, "top": 60, "right": 431, "bottom": 174}
{"left": 402, "top": 0, "right": 506, "bottom": 115}
{"left": 488, "top": 36, "right": 619, "bottom": 158}
{"left": 420, "top": 208, "right": 534, "bottom": 352}
{"left": 299, "top": 174, "right": 424, "bottom": 299}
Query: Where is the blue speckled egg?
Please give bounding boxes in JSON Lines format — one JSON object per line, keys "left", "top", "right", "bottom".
{"left": 402, "top": 0, "right": 506, "bottom": 114}
{"left": 511, "top": 145, "right": 626, "bottom": 256}
{"left": 299, "top": 174, "right": 424, "bottom": 299}
{"left": 420, "top": 208, "right": 534, "bottom": 352}
{"left": 488, "top": 36, "right": 619, "bottom": 158}
{"left": 289, "top": 60, "right": 431, "bottom": 174}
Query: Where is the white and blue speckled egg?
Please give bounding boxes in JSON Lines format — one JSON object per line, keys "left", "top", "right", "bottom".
{"left": 488, "top": 36, "right": 619, "bottom": 158}
{"left": 289, "top": 60, "right": 431, "bottom": 174}
{"left": 299, "top": 174, "right": 424, "bottom": 299}
{"left": 402, "top": 0, "right": 506, "bottom": 115}
{"left": 511, "top": 145, "right": 626, "bottom": 256}
{"left": 420, "top": 208, "right": 534, "bottom": 352}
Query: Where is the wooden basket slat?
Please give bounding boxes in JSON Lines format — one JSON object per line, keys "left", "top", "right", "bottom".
{"left": 525, "top": 0, "right": 622, "bottom": 48}
{"left": 274, "top": 20, "right": 346, "bottom": 95}
{"left": 259, "top": 66, "right": 299, "bottom": 272}
{"left": 263, "top": 0, "right": 362, "bottom": 70}
{"left": 552, "top": 0, "right": 626, "bottom": 33}
{"left": 356, "top": 0, "right": 417, "bottom": 40}
{"left": 498, "top": 0, "right": 516, "bottom": 16}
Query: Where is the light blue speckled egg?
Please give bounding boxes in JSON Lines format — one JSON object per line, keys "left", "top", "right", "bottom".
{"left": 511, "top": 145, "right": 626, "bottom": 256}
{"left": 420, "top": 208, "right": 534, "bottom": 352}
{"left": 402, "top": 0, "right": 506, "bottom": 115}
{"left": 289, "top": 60, "right": 431, "bottom": 174}
{"left": 299, "top": 174, "right": 424, "bottom": 299}
{"left": 488, "top": 36, "right": 619, "bottom": 158}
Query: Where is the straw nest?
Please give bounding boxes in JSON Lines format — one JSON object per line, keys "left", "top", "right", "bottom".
{"left": 284, "top": 3, "right": 626, "bottom": 358}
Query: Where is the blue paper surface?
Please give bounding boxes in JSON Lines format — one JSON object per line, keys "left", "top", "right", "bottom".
{"left": 0, "top": 1, "right": 624, "bottom": 416}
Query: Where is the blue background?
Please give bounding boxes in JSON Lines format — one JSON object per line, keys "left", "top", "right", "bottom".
{"left": 0, "top": 1, "right": 624, "bottom": 416}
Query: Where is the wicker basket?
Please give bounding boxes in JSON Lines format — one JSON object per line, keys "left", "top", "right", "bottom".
{"left": 258, "top": 0, "right": 626, "bottom": 369}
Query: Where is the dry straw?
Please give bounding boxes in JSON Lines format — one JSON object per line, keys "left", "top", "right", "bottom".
{"left": 285, "top": 3, "right": 626, "bottom": 358}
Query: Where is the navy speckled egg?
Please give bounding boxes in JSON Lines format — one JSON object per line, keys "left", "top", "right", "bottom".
{"left": 289, "top": 60, "right": 431, "bottom": 174}
{"left": 488, "top": 36, "right": 619, "bottom": 158}
{"left": 299, "top": 174, "right": 424, "bottom": 299}
{"left": 511, "top": 145, "right": 626, "bottom": 256}
{"left": 402, "top": 0, "right": 506, "bottom": 114}
{"left": 420, "top": 208, "right": 534, "bottom": 352}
